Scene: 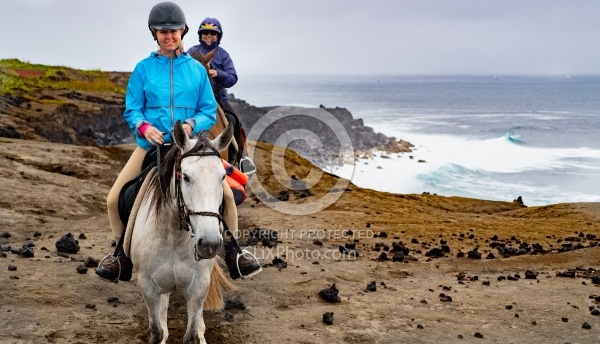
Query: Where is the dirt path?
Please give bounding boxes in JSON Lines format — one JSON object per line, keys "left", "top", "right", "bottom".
{"left": 1, "top": 138, "right": 599, "bottom": 343}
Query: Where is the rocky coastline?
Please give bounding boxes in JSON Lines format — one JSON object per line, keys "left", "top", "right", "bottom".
{"left": 0, "top": 85, "right": 412, "bottom": 165}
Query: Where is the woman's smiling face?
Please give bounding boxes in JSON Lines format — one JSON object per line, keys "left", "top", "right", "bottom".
{"left": 200, "top": 30, "right": 218, "bottom": 45}
{"left": 156, "top": 29, "right": 183, "bottom": 56}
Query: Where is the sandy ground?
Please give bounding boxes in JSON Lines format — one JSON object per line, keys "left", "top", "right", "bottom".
{"left": 1, "top": 137, "right": 599, "bottom": 344}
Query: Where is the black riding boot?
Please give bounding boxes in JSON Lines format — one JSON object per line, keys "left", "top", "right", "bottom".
{"left": 96, "top": 248, "right": 133, "bottom": 282}
{"left": 224, "top": 243, "right": 261, "bottom": 280}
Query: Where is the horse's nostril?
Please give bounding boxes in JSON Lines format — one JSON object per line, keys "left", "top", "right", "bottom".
{"left": 197, "top": 239, "right": 203, "bottom": 246}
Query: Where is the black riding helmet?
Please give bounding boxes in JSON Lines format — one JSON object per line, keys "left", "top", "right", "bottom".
{"left": 148, "top": 2, "right": 189, "bottom": 40}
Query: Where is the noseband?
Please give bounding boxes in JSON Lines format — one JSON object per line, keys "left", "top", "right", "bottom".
{"left": 174, "top": 149, "right": 223, "bottom": 238}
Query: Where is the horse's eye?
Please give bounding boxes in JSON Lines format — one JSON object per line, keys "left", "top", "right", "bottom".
{"left": 183, "top": 174, "right": 190, "bottom": 182}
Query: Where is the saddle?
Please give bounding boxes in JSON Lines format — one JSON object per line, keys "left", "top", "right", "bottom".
{"left": 118, "top": 144, "right": 172, "bottom": 227}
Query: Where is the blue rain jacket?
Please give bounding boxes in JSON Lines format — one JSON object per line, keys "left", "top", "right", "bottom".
{"left": 123, "top": 52, "right": 217, "bottom": 150}
{"left": 187, "top": 42, "right": 238, "bottom": 103}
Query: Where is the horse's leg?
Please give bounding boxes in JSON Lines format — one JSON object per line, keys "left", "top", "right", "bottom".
{"left": 140, "top": 280, "right": 170, "bottom": 344}
{"left": 158, "top": 293, "right": 169, "bottom": 341}
{"left": 182, "top": 278, "right": 211, "bottom": 344}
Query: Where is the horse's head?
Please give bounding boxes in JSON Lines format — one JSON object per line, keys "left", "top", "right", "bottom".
{"left": 172, "top": 120, "right": 233, "bottom": 260}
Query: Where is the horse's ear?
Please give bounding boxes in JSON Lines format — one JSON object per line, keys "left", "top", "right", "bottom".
{"left": 212, "top": 122, "right": 233, "bottom": 152}
{"left": 189, "top": 51, "right": 204, "bottom": 65}
{"left": 173, "top": 120, "right": 188, "bottom": 149}
{"left": 202, "top": 49, "right": 215, "bottom": 66}
{"left": 189, "top": 49, "right": 215, "bottom": 69}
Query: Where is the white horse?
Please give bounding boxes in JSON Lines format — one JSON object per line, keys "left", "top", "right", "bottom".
{"left": 130, "top": 121, "right": 236, "bottom": 344}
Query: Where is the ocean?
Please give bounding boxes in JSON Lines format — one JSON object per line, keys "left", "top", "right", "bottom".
{"left": 232, "top": 74, "right": 600, "bottom": 206}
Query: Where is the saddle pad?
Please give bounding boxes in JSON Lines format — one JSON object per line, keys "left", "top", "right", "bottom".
{"left": 124, "top": 167, "right": 156, "bottom": 257}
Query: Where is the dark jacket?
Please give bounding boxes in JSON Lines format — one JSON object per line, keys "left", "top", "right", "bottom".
{"left": 187, "top": 42, "right": 238, "bottom": 104}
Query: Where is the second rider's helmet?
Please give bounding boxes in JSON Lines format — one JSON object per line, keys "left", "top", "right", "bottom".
{"left": 148, "top": 2, "right": 189, "bottom": 39}
{"left": 198, "top": 17, "right": 223, "bottom": 43}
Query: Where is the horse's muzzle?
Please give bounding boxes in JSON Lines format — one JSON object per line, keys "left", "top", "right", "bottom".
{"left": 194, "top": 238, "right": 222, "bottom": 260}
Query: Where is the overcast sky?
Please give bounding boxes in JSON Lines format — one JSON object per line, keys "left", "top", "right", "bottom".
{"left": 2, "top": 0, "right": 599, "bottom": 75}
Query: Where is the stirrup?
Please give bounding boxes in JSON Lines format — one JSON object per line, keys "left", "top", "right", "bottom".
{"left": 97, "top": 253, "right": 123, "bottom": 283}
{"left": 239, "top": 157, "right": 257, "bottom": 177}
{"left": 235, "top": 249, "right": 262, "bottom": 280}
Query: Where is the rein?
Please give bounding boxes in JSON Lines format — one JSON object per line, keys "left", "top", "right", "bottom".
{"left": 174, "top": 149, "right": 223, "bottom": 237}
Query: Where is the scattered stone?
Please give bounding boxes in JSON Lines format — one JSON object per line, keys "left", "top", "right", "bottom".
{"left": 440, "top": 293, "right": 453, "bottom": 302}
{"left": 319, "top": 283, "right": 341, "bottom": 303}
{"left": 0, "top": 232, "right": 11, "bottom": 239}
{"left": 338, "top": 246, "right": 358, "bottom": 257}
{"left": 85, "top": 304, "right": 96, "bottom": 310}
{"left": 425, "top": 248, "right": 444, "bottom": 257}
{"left": 474, "top": 332, "right": 484, "bottom": 338}
{"left": 84, "top": 257, "right": 99, "bottom": 268}
{"left": 224, "top": 312, "right": 234, "bottom": 322}
{"left": 247, "top": 228, "right": 278, "bottom": 247}
{"left": 365, "top": 281, "right": 376, "bottom": 292}
{"left": 557, "top": 270, "right": 576, "bottom": 278}
{"left": 531, "top": 320, "right": 537, "bottom": 325}
{"left": 467, "top": 249, "right": 481, "bottom": 259}
{"left": 322, "top": 312, "right": 334, "bottom": 325}
{"left": 33, "top": 231, "right": 42, "bottom": 237}
{"left": 416, "top": 324, "right": 424, "bottom": 329}
{"left": 19, "top": 247, "right": 35, "bottom": 258}
{"left": 582, "top": 322, "right": 591, "bottom": 329}
{"left": 8, "top": 265, "right": 17, "bottom": 271}
{"left": 273, "top": 256, "right": 287, "bottom": 269}
{"left": 76, "top": 265, "right": 88, "bottom": 274}
{"left": 55, "top": 233, "right": 80, "bottom": 253}
{"left": 78, "top": 233, "right": 87, "bottom": 239}
{"left": 376, "top": 252, "right": 388, "bottom": 261}
{"left": 224, "top": 297, "right": 246, "bottom": 310}
{"left": 392, "top": 252, "right": 405, "bottom": 262}
{"left": 561, "top": 317, "right": 568, "bottom": 322}
{"left": 107, "top": 297, "right": 120, "bottom": 304}
{"left": 525, "top": 269, "right": 538, "bottom": 279}
{"left": 505, "top": 305, "right": 513, "bottom": 310}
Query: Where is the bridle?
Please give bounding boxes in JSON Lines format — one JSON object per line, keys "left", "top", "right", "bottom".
{"left": 174, "top": 149, "right": 224, "bottom": 240}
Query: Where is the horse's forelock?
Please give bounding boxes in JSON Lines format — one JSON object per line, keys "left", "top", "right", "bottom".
{"left": 188, "top": 131, "right": 219, "bottom": 156}
{"left": 149, "top": 132, "right": 220, "bottom": 213}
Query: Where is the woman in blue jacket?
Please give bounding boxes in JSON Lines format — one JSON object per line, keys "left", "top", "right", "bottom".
{"left": 96, "top": 2, "right": 260, "bottom": 282}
